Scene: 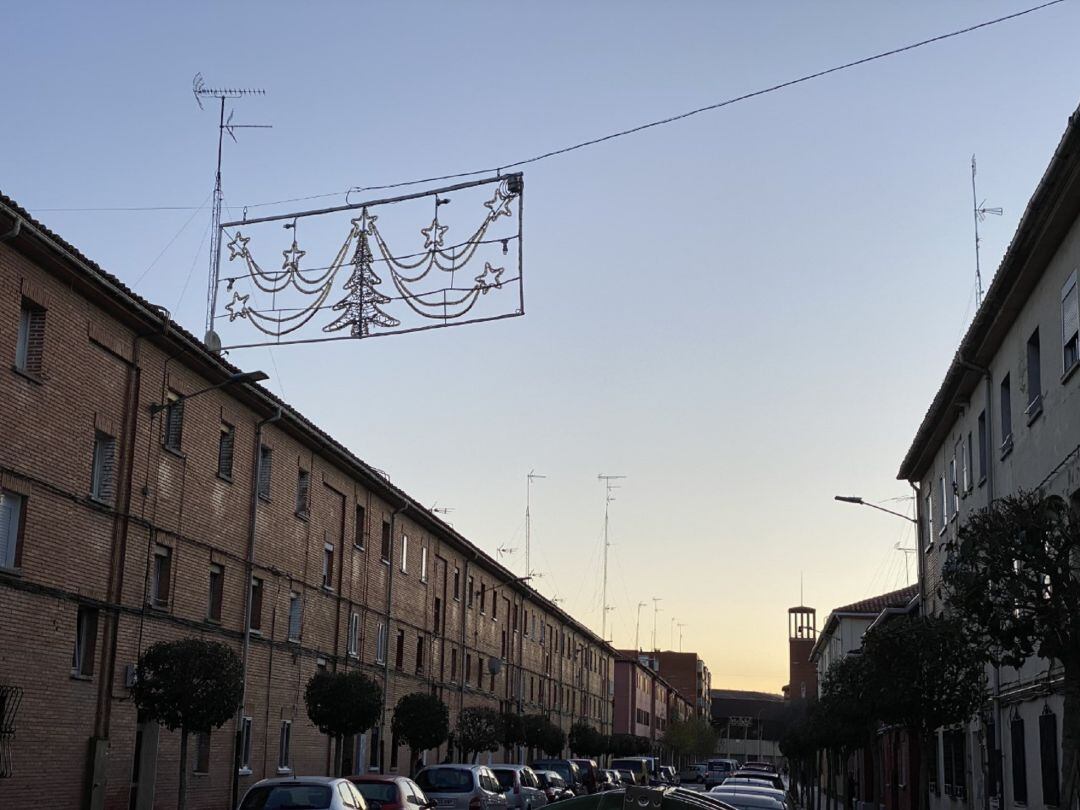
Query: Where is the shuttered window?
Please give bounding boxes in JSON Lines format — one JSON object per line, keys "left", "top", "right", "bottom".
{"left": 194, "top": 731, "right": 211, "bottom": 774}
{"left": 1040, "top": 709, "right": 1060, "bottom": 806}
{"left": 355, "top": 504, "right": 366, "bottom": 549}
{"left": 288, "top": 592, "right": 302, "bottom": 641}
{"left": 348, "top": 612, "right": 360, "bottom": 656}
{"left": 394, "top": 628, "right": 405, "bottom": 670}
{"left": 151, "top": 545, "right": 172, "bottom": 607}
{"left": 250, "top": 577, "right": 264, "bottom": 632}
{"left": 1027, "top": 328, "right": 1043, "bottom": 415}
{"left": 322, "top": 542, "right": 334, "bottom": 590}
{"left": 295, "top": 468, "right": 310, "bottom": 517}
{"left": 0, "top": 489, "right": 26, "bottom": 569}
{"left": 1001, "top": 375, "right": 1013, "bottom": 449}
{"left": 91, "top": 431, "right": 116, "bottom": 503}
{"left": 208, "top": 563, "right": 224, "bottom": 621}
{"left": 72, "top": 606, "right": 99, "bottom": 676}
{"left": 257, "top": 445, "right": 272, "bottom": 500}
{"left": 217, "top": 422, "right": 235, "bottom": 479}
{"left": 375, "top": 622, "right": 386, "bottom": 664}
{"left": 163, "top": 391, "right": 184, "bottom": 452}
{"left": 1063, "top": 270, "right": 1079, "bottom": 373}
{"left": 380, "top": 520, "right": 391, "bottom": 561}
{"left": 978, "top": 411, "right": 988, "bottom": 481}
{"left": 15, "top": 299, "right": 46, "bottom": 376}
{"left": 1012, "top": 715, "right": 1028, "bottom": 804}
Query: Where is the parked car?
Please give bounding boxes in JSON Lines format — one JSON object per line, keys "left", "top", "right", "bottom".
{"left": 659, "top": 766, "right": 679, "bottom": 786}
{"left": 706, "top": 789, "right": 785, "bottom": 810}
{"left": 679, "top": 764, "right": 708, "bottom": 784}
{"left": 596, "top": 770, "right": 621, "bottom": 791}
{"left": 416, "top": 765, "right": 509, "bottom": 810}
{"left": 570, "top": 759, "right": 601, "bottom": 794}
{"left": 490, "top": 765, "right": 549, "bottom": 810}
{"left": 531, "top": 760, "right": 583, "bottom": 795}
{"left": 741, "top": 762, "right": 774, "bottom": 772}
{"left": 534, "top": 771, "right": 574, "bottom": 803}
{"left": 609, "top": 758, "right": 650, "bottom": 786}
{"left": 728, "top": 772, "right": 785, "bottom": 792}
{"left": 615, "top": 769, "right": 636, "bottom": 787}
{"left": 239, "top": 776, "right": 369, "bottom": 810}
{"left": 704, "top": 759, "right": 740, "bottom": 789}
{"left": 349, "top": 775, "right": 436, "bottom": 810}
{"left": 709, "top": 783, "right": 791, "bottom": 810}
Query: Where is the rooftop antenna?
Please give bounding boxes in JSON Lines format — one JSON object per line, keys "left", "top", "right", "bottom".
{"left": 894, "top": 542, "right": 917, "bottom": 586}
{"left": 634, "top": 601, "right": 647, "bottom": 651}
{"left": 525, "top": 471, "right": 546, "bottom": 577}
{"left": 496, "top": 545, "right": 518, "bottom": 560}
{"left": 194, "top": 73, "right": 270, "bottom": 351}
{"left": 598, "top": 473, "right": 626, "bottom": 640}
{"left": 971, "top": 155, "right": 1002, "bottom": 309}
{"left": 651, "top": 596, "right": 662, "bottom": 651}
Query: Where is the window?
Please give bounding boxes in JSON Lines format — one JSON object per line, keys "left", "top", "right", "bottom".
{"left": 295, "top": 468, "right": 310, "bottom": 517}
{"left": 948, "top": 454, "right": 958, "bottom": 520}
{"left": 938, "top": 473, "right": 947, "bottom": 533}
{"left": 348, "top": 612, "right": 360, "bottom": 657}
{"left": 453, "top": 567, "right": 461, "bottom": 600}
{"left": 929, "top": 732, "right": 940, "bottom": 795}
{"left": 480, "top": 581, "right": 486, "bottom": 614}
{"left": 493, "top": 592, "right": 498, "bottom": 620}
{"left": 91, "top": 431, "right": 116, "bottom": 503}
{"left": 1040, "top": 708, "right": 1060, "bottom": 806}
{"left": 468, "top": 576, "right": 475, "bottom": 608}
{"left": 501, "top": 630, "right": 507, "bottom": 660}
{"left": 1027, "top": 328, "right": 1043, "bottom": 418}
{"left": 395, "top": 628, "right": 405, "bottom": 670}
{"left": 208, "top": 563, "right": 224, "bottom": 622}
{"left": 964, "top": 432, "right": 973, "bottom": 492}
{"left": 194, "top": 731, "right": 211, "bottom": 774}
{"left": 257, "top": 445, "right": 272, "bottom": 500}
{"left": 420, "top": 547, "right": 428, "bottom": 582}
{"left": 72, "top": 606, "right": 98, "bottom": 677}
{"left": 450, "top": 648, "right": 458, "bottom": 682}
{"left": 1063, "top": 270, "right": 1079, "bottom": 374}
{"left": 433, "top": 597, "right": 442, "bottom": 635}
{"left": 163, "top": 391, "right": 184, "bottom": 452}
{"left": 375, "top": 622, "right": 387, "bottom": 664}
{"left": 323, "top": 542, "right": 335, "bottom": 590}
{"left": 217, "top": 422, "right": 235, "bottom": 480}
{"left": 151, "top": 545, "right": 172, "bottom": 608}
{"left": 0, "top": 489, "right": 25, "bottom": 569}
{"left": 278, "top": 720, "right": 292, "bottom": 772}
{"left": 15, "top": 299, "right": 46, "bottom": 375}
{"left": 288, "top": 592, "right": 302, "bottom": 641}
{"left": 1001, "top": 374, "right": 1013, "bottom": 453}
{"left": 240, "top": 717, "right": 253, "bottom": 772}
{"left": 978, "top": 410, "right": 988, "bottom": 481}
{"left": 466, "top": 654, "right": 472, "bottom": 684}
{"left": 400, "top": 534, "right": 409, "bottom": 574}
{"left": 1012, "top": 715, "right": 1028, "bottom": 804}
{"left": 415, "top": 634, "right": 425, "bottom": 675}
{"left": 381, "top": 520, "right": 391, "bottom": 562}
{"left": 355, "top": 504, "right": 366, "bottom": 549}
{"left": 250, "top": 577, "right": 264, "bottom": 632}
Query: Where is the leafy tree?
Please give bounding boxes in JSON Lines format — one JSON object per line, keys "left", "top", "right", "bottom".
{"left": 569, "top": 722, "right": 603, "bottom": 757}
{"left": 500, "top": 712, "right": 527, "bottom": 754}
{"left": 944, "top": 493, "right": 1080, "bottom": 810}
{"left": 132, "top": 639, "right": 243, "bottom": 810}
{"left": 861, "top": 614, "right": 986, "bottom": 810}
{"left": 540, "top": 721, "right": 567, "bottom": 756}
{"left": 305, "top": 670, "right": 383, "bottom": 775}
{"left": 456, "top": 706, "right": 501, "bottom": 762}
{"left": 392, "top": 693, "right": 449, "bottom": 775}
{"left": 523, "top": 714, "right": 550, "bottom": 757}
{"left": 606, "top": 732, "right": 639, "bottom": 757}
{"left": 661, "top": 717, "right": 716, "bottom": 760}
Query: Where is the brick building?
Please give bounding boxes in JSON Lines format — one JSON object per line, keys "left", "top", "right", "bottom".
{"left": 645, "top": 651, "right": 711, "bottom": 719}
{"left": 783, "top": 605, "right": 817, "bottom": 701}
{"left": 612, "top": 651, "right": 692, "bottom": 748}
{"left": 0, "top": 192, "right": 616, "bottom": 810}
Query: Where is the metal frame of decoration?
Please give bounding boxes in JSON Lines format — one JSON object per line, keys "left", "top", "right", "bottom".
{"left": 208, "top": 174, "right": 524, "bottom": 350}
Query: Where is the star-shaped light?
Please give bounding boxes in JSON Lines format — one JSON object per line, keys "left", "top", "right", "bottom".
{"left": 225, "top": 291, "right": 250, "bottom": 321}
{"left": 484, "top": 186, "right": 515, "bottom": 220}
{"left": 420, "top": 217, "right": 449, "bottom": 250}
{"left": 282, "top": 240, "right": 306, "bottom": 272}
{"left": 227, "top": 232, "right": 250, "bottom": 261}
{"left": 351, "top": 208, "right": 378, "bottom": 234}
{"left": 474, "top": 262, "right": 505, "bottom": 294}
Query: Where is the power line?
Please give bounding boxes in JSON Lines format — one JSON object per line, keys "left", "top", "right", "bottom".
{"left": 25, "top": 0, "right": 1065, "bottom": 214}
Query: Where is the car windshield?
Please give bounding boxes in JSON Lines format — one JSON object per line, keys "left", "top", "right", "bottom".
{"left": 610, "top": 760, "right": 640, "bottom": 771}
{"left": 418, "top": 769, "right": 475, "bottom": 794}
{"left": 540, "top": 764, "right": 571, "bottom": 782}
{"left": 491, "top": 771, "right": 516, "bottom": 790}
{"left": 240, "top": 784, "right": 333, "bottom": 809}
{"left": 353, "top": 783, "right": 399, "bottom": 803}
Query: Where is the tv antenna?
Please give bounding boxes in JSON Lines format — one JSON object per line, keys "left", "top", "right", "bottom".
{"left": 193, "top": 73, "right": 270, "bottom": 350}
{"left": 525, "top": 470, "right": 546, "bottom": 578}
{"left": 598, "top": 473, "right": 626, "bottom": 640}
{"left": 894, "top": 542, "right": 917, "bottom": 586}
{"left": 496, "top": 545, "right": 518, "bottom": 560}
{"left": 971, "top": 155, "right": 1002, "bottom": 308}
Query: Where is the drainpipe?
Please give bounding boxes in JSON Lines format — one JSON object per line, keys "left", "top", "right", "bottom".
{"left": 231, "top": 406, "right": 282, "bottom": 810}
{"left": 460, "top": 551, "right": 480, "bottom": 719}
{"left": 379, "top": 500, "right": 409, "bottom": 773}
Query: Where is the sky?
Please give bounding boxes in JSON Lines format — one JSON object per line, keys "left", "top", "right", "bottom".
{"left": 5, "top": 0, "right": 1080, "bottom": 692}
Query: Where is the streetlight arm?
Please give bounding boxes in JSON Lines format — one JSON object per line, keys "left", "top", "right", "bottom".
{"left": 149, "top": 370, "right": 268, "bottom": 415}
{"left": 834, "top": 495, "right": 916, "bottom": 524}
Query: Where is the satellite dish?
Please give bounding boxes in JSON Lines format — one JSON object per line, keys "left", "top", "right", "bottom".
{"left": 487, "top": 656, "right": 502, "bottom": 675}
{"left": 204, "top": 329, "right": 222, "bottom": 354}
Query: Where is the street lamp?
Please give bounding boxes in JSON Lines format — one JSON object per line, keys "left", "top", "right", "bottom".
{"left": 833, "top": 495, "right": 916, "bottom": 524}
{"left": 149, "top": 370, "right": 269, "bottom": 415}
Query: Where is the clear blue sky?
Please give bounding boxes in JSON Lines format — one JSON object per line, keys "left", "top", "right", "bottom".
{"left": 6, "top": 1, "right": 1080, "bottom": 691}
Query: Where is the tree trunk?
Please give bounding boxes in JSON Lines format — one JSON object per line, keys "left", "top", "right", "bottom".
{"left": 917, "top": 732, "right": 931, "bottom": 810}
{"left": 1062, "top": 660, "right": 1080, "bottom": 810}
{"left": 177, "top": 728, "right": 188, "bottom": 810}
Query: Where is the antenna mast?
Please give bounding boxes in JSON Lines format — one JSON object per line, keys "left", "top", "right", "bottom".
{"left": 971, "top": 155, "right": 1002, "bottom": 308}
{"left": 598, "top": 473, "right": 626, "bottom": 640}
{"left": 193, "top": 73, "right": 269, "bottom": 349}
{"left": 526, "top": 471, "right": 546, "bottom": 578}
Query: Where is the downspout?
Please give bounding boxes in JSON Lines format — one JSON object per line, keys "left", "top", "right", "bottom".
{"left": 231, "top": 406, "right": 282, "bottom": 810}
{"left": 461, "top": 551, "right": 480, "bottom": 720}
{"left": 379, "top": 500, "right": 409, "bottom": 773}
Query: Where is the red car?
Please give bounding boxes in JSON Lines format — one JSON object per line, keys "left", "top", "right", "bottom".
{"left": 349, "top": 774, "right": 437, "bottom": 810}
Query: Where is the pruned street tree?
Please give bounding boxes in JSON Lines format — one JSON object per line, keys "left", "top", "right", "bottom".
{"left": 817, "top": 653, "right": 879, "bottom": 810}
{"left": 499, "top": 712, "right": 527, "bottom": 760}
{"left": 944, "top": 492, "right": 1080, "bottom": 810}
{"left": 540, "top": 721, "right": 567, "bottom": 756}
{"left": 569, "top": 722, "right": 603, "bottom": 757}
{"left": 131, "top": 639, "right": 243, "bottom": 810}
{"left": 305, "top": 670, "right": 383, "bottom": 775}
{"left": 456, "top": 706, "right": 500, "bottom": 762}
{"left": 392, "top": 693, "right": 449, "bottom": 775}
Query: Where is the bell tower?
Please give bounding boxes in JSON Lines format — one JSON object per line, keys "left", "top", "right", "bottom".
{"left": 787, "top": 606, "right": 817, "bottom": 701}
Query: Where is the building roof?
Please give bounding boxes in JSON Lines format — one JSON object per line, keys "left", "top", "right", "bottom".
{"left": 0, "top": 189, "right": 615, "bottom": 654}
{"left": 898, "top": 102, "right": 1080, "bottom": 481}
{"left": 810, "top": 584, "right": 918, "bottom": 661}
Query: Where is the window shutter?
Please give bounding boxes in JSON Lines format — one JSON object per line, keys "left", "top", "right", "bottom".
{"left": 157, "top": 549, "right": 171, "bottom": 604}
{"left": 218, "top": 426, "right": 235, "bottom": 477}
{"left": 1064, "top": 276, "right": 1079, "bottom": 347}
{"left": 1040, "top": 709, "right": 1060, "bottom": 807}
{"left": 165, "top": 399, "right": 184, "bottom": 451}
{"left": 83, "top": 609, "right": 99, "bottom": 676}
{"left": 25, "top": 307, "right": 46, "bottom": 375}
{"left": 0, "top": 491, "right": 23, "bottom": 568}
{"left": 1012, "top": 716, "right": 1028, "bottom": 804}
{"left": 258, "top": 447, "right": 272, "bottom": 498}
{"left": 250, "top": 579, "right": 263, "bottom": 631}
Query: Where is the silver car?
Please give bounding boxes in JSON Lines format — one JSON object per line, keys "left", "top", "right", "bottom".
{"left": 417, "top": 764, "right": 510, "bottom": 810}
{"left": 239, "top": 776, "right": 369, "bottom": 809}
{"left": 706, "top": 789, "right": 785, "bottom": 810}
{"left": 491, "top": 765, "right": 549, "bottom": 810}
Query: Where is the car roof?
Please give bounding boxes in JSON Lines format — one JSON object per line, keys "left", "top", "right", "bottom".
{"left": 250, "top": 776, "right": 344, "bottom": 786}
{"left": 422, "top": 764, "right": 486, "bottom": 771}
{"left": 351, "top": 775, "right": 406, "bottom": 782}
{"left": 491, "top": 764, "right": 531, "bottom": 771}
{"left": 713, "top": 785, "right": 784, "bottom": 795}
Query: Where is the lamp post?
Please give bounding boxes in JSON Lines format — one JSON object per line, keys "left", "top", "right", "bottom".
{"left": 833, "top": 495, "right": 916, "bottom": 524}
{"left": 149, "top": 370, "right": 269, "bottom": 415}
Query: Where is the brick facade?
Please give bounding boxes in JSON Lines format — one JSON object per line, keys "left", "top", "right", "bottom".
{"left": 0, "top": 194, "right": 615, "bottom": 810}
